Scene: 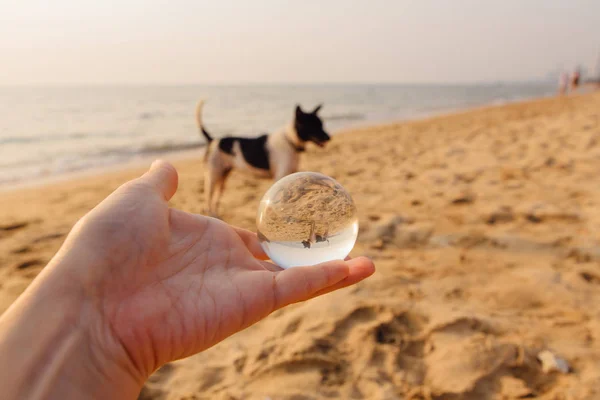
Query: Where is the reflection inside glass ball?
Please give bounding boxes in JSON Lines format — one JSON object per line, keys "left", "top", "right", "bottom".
{"left": 256, "top": 172, "right": 359, "bottom": 269}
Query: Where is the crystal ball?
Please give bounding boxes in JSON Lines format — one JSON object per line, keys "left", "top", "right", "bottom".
{"left": 256, "top": 172, "right": 359, "bottom": 269}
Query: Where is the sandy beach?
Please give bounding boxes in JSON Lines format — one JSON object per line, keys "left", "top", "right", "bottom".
{"left": 2, "top": 91, "right": 600, "bottom": 399}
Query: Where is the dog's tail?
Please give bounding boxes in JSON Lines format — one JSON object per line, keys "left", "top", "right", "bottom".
{"left": 195, "top": 100, "right": 213, "bottom": 143}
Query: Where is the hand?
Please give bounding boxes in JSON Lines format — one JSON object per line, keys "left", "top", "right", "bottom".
{"left": 50, "top": 161, "right": 375, "bottom": 385}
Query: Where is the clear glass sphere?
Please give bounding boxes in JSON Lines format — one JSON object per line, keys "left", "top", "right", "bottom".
{"left": 256, "top": 172, "right": 359, "bottom": 269}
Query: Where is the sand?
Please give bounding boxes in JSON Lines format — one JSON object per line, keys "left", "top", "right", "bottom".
{"left": 2, "top": 91, "right": 600, "bottom": 399}
{"left": 258, "top": 172, "right": 357, "bottom": 242}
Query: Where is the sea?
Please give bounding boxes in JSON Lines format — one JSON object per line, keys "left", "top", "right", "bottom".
{"left": 0, "top": 83, "right": 555, "bottom": 187}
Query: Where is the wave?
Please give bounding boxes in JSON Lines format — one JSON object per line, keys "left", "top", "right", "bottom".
{"left": 323, "top": 112, "right": 365, "bottom": 122}
{"left": 87, "top": 140, "right": 204, "bottom": 158}
{"left": 0, "top": 139, "right": 206, "bottom": 186}
{"left": 136, "top": 141, "right": 205, "bottom": 154}
{"left": 138, "top": 111, "right": 164, "bottom": 120}
{"left": 0, "top": 131, "right": 125, "bottom": 145}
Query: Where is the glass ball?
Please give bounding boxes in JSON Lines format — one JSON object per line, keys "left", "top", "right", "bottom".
{"left": 256, "top": 172, "right": 359, "bottom": 269}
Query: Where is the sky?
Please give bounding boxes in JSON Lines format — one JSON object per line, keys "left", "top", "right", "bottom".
{"left": 1, "top": 0, "right": 599, "bottom": 85}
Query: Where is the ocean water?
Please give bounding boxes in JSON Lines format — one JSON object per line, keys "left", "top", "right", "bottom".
{"left": 0, "top": 83, "right": 554, "bottom": 187}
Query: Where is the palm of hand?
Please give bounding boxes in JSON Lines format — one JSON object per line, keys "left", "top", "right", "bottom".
{"left": 100, "top": 203, "right": 277, "bottom": 375}
{"left": 63, "top": 162, "right": 373, "bottom": 379}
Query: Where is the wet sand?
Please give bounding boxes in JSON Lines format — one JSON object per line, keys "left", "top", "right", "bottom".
{"left": 2, "top": 91, "right": 600, "bottom": 399}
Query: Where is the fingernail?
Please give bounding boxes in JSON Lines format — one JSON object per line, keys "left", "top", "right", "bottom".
{"left": 346, "top": 258, "right": 363, "bottom": 268}
{"left": 347, "top": 256, "right": 374, "bottom": 268}
{"left": 150, "top": 159, "right": 162, "bottom": 170}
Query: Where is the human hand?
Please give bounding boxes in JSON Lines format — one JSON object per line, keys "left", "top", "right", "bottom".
{"left": 48, "top": 161, "right": 374, "bottom": 386}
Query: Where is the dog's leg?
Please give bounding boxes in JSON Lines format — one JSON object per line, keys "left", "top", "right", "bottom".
{"left": 212, "top": 168, "right": 231, "bottom": 216}
{"left": 273, "top": 164, "right": 295, "bottom": 181}
{"left": 204, "top": 169, "right": 216, "bottom": 216}
{"left": 206, "top": 165, "right": 230, "bottom": 217}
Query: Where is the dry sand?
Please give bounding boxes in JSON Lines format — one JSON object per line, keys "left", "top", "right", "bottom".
{"left": 2, "top": 92, "right": 600, "bottom": 399}
{"left": 258, "top": 172, "right": 357, "bottom": 242}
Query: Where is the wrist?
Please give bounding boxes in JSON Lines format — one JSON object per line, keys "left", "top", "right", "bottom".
{"left": 0, "top": 256, "right": 143, "bottom": 400}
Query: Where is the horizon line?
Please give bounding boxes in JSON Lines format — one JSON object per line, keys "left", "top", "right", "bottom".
{"left": 0, "top": 79, "right": 553, "bottom": 88}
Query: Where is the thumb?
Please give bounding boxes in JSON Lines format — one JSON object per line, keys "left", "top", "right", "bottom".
{"left": 140, "top": 160, "right": 179, "bottom": 201}
{"left": 272, "top": 260, "right": 349, "bottom": 309}
{"left": 271, "top": 257, "right": 375, "bottom": 309}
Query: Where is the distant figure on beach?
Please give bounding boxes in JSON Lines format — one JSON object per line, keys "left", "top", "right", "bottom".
{"left": 558, "top": 72, "right": 568, "bottom": 96}
{"left": 570, "top": 68, "right": 581, "bottom": 92}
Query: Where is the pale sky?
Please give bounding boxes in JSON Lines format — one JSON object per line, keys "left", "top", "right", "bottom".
{"left": 1, "top": 0, "right": 599, "bottom": 85}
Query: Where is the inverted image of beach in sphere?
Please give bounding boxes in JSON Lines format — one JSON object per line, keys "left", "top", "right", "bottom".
{"left": 256, "top": 172, "right": 359, "bottom": 269}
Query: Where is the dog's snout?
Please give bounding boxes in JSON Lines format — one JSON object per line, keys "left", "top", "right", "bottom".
{"left": 313, "top": 131, "right": 330, "bottom": 147}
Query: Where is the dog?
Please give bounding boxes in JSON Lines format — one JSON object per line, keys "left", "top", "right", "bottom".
{"left": 196, "top": 100, "right": 331, "bottom": 216}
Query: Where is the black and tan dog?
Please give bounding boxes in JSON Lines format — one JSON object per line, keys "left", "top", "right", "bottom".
{"left": 196, "top": 100, "right": 330, "bottom": 216}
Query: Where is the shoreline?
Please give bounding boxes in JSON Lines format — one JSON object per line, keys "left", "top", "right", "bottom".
{"left": 0, "top": 147, "right": 205, "bottom": 193}
{"left": 0, "top": 90, "right": 561, "bottom": 194}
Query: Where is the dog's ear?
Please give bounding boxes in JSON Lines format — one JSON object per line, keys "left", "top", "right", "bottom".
{"left": 312, "top": 104, "right": 322, "bottom": 114}
{"left": 295, "top": 105, "right": 304, "bottom": 119}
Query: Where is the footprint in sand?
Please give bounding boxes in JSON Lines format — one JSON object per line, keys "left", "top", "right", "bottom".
{"left": 15, "top": 259, "right": 45, "bottom": 270}
{"left": 0, "top": 220, "right": 42, "bottom": 239}
{"left": 579, "top": 271, "right": 600, "bottom": 284}
{"left": 139, "top": 363, "right": 176, "bottom": 400}
{"left": 32, "top": 232, "right": 65, "bottom": 244}
{"left": 11, "top": 246, "right": 32, "bottom": 255}
{"left": 0, "top": 222, "right": 30, "bottom": 231}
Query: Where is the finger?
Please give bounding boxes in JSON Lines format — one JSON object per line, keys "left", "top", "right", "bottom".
{"left": 272, "top": 260, "right": 350, "bottom": 309}
{"left": 140, "top": 160, "right": 179, "bottom": 201}
{"left": 312, "top": 257, "right": 375, "bottom": 297}
{"left": 259, "top": 260, "right": 282, "bottom": 272}
{"left": 234, "top": 227, "right": 269, "bottom": 260}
